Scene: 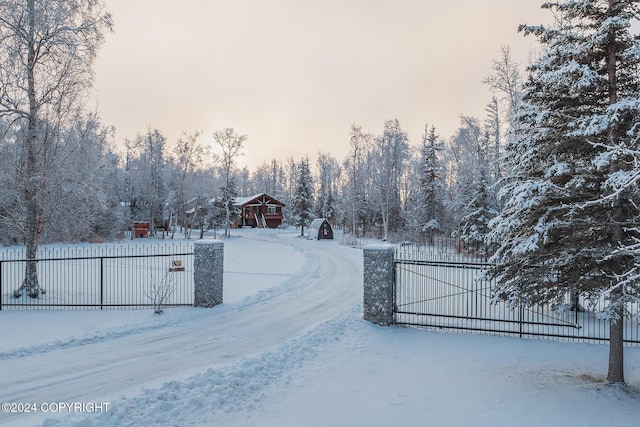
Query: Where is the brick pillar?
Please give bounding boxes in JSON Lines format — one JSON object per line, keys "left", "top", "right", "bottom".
{"left": 363, "top": 244, "right": 395, "bottom": 326}
{"left": 193, "top": 240, "right": 224, "bottom": 307}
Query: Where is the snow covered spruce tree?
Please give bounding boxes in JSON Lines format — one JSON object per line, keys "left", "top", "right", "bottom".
{"left": 0, "top": 0, "right": 112, "bottom": 298}
{"left": 293, "top": 156, "right": 314, "bottom": 236}
{"left": 488, "top": 0, "right": 640, "bottom": 385}
{"left": 315, "top": 152, "right": 340, "bottom": 224}
{"left": 454, "top": 139, "right": 500, "bottom": 257}
{"left": 417, "top": 125, "right": 446, "bottom": 244}
{"left": 448, "top": 116, "right": 500, "bottom": 252}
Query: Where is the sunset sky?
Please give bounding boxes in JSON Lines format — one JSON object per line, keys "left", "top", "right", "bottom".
{"left": 93, "top": 1, "right": 551, "bottom": 169}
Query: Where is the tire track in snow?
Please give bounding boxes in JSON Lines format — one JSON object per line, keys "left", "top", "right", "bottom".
{"left": 41, "top": 308, "right": 361, "bottom": 427}
{"left": 0, "top": 234, "right": 318, "bottom": 361}
{"left": 0, "top": 234, "right": 363, "bottom": 427}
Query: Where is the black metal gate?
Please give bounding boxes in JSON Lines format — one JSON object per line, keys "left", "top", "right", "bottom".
{"left": 0, "top": 244, "right": 194, "bottom": 310}
{"left": 393, "top": 247, "right": 640, "bottom": 345}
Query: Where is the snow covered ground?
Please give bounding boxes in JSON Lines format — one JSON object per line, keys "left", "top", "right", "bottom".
{"left": 1, "top": 229, "right": 639, "bottom": 427}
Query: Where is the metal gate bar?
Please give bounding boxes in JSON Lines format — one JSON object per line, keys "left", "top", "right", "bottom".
{"left": 393, "top": 245, "right": 640, "bottom": 345}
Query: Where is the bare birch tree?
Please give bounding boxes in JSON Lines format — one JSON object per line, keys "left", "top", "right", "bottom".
{"left": 0, "top": 0, "right": 112, "bottom": 297}
{"left": 369, "top": 119, "right": 409, "bottom": 241}
{"left": 213, "top": 128, "right": 246, "bottom": 238}
{"left": 172, "top": 131, "right": 205, "bottom": 236}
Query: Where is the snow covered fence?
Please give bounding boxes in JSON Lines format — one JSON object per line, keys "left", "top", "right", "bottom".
{"left": 363, "top": 244, "right": 395, "bottom": 326}
{"left": 0, "top": 240, "right": 226, "bottom": 310}
{"left": 0, "top": 243, "right": 194, "bottom": 309}
{"left": 393, "top": 244, "right": 640, "bottom": 345}
{"left": 193, "top": 240, "right": 224, "bottom": 308}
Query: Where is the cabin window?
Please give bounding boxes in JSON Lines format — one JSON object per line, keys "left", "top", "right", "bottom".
{"left": 267, "top": 205, "right": 277, "bottom": 215}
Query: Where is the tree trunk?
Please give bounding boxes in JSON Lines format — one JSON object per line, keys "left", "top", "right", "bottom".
{"left": 608, "top": 213, "right": 626, "bottom": 385}
{"left": 225, "top": 205, "right": 231, "bottom": 238}
{"left": 607, "top": 301, "right": 625, "bottom": 385}
{"left": 604, "top": 0, "right": 624, "bottom": 386}
{"left": 15, "top": 0, "right": 42, "bottom": 299}
{"left": 568, "top": 291, "right": 584, "bottom": 312}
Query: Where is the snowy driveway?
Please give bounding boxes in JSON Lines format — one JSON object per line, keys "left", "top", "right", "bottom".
{"left": 0, "top": 231, "right": 363, "bottom": 427}
{"left": 2, "top": 232, "right": 640, "bottom": 427}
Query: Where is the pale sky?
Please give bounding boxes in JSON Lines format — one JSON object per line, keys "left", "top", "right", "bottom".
{"left": 92, "top": 1, "right": 551, "bottom": 169}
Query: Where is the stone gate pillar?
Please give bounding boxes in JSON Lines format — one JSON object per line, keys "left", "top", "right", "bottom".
{"left": 363, "top": 244, "right": 395, "bottom": 326}
{"left": 194, "top": 240, "right": 224, "bottom": 307}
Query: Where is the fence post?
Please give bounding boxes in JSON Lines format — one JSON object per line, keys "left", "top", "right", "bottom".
{"left": 363, "top": 244, "right": 395, "bottom": 326}
{"left": 193, "top": 240, "right": 224, "bottom": 308}
{"left": 100, "top": 258, "right": 104, "bottom": 310}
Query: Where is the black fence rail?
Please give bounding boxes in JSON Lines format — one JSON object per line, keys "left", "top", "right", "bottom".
{"left": 0, "top": 243, "right": 194, "bottom": 310}
{"left": 394, "top": 244, "right": 640, "bottom": 345}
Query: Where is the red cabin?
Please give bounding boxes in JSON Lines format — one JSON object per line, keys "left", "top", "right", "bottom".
{"left": 234, "top": 193, "right": 285, "bottom": 228}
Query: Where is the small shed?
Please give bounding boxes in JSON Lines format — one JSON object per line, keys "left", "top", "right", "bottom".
{"left": 133, "top": 222, "right": 149, "bottom": 238}
{"left": 308, "top": 218, "right": 333, "bottom": 240}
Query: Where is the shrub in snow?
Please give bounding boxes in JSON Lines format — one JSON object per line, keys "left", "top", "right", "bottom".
{"left": 146, "top": 270, "right": 177, "bottom": 314}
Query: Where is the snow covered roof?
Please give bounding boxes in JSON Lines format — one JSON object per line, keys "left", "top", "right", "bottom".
{"left": 309, "top": 218, "right": 328, "bottom": 228}
{"left": 234, "top": 193, "right": 285, "bottom": 207}
{"left": 307, "top": 218, "right": 333, "bottom": 239}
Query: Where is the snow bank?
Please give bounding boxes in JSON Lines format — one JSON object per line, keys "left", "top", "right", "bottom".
{"left": 41, "top": 311, "right": 357, "bottom": 427}
{"left": 39, "top": 311, "right": 640, "bottom": 427}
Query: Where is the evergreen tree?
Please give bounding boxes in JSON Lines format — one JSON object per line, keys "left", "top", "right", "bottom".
{"left": 453, "top": 126, "right": 500, "bottom": 255}
{"left": 315, "top": 152, "right": 339, "bottom": 223}
{"left": 455, "top": 162, "right": 500, "bottom": 256}
{"left": 417, "top": 125, "right": 446, "bottom": 244}
{"left": 484, "top": 96, "right": 504, "bottom": 183}
{"left": 281, "top": 157, "right": 298, "bottom": 227}
{"left": 489, "top": 0, "right": 640, "bottom": 385}
{"left": 446, "top": 116, "right": 487, "bottom": 234}
{"left": 293, "top": 157, "right": 314, "bottom": 236}
{"left": 218, "top": 175, "right": 238, "bottom": 233}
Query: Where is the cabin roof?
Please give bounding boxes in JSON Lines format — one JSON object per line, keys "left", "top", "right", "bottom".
{"left": 233, "top": 193, "right": 286, "bottom": 207}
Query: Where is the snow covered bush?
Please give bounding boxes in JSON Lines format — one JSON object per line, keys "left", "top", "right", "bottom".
{"left": 146, "top": 270, "right": 177, "bottom": 314}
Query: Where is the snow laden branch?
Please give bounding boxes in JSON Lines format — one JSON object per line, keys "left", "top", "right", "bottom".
{"left": 579, "top": 141, "right": 640, "bottom": 209}
{"left": 593, "top": 232, "right": 640, "bottom": 322}
{"left": 490, "top": 0, "right": 640, "bottom": 385}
